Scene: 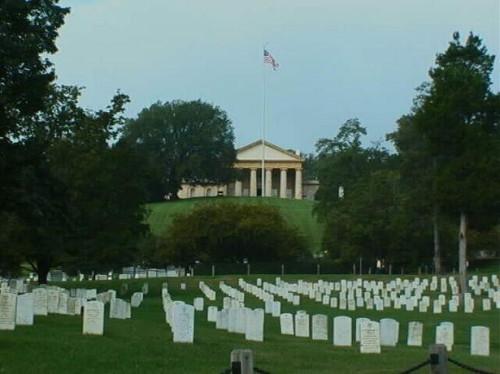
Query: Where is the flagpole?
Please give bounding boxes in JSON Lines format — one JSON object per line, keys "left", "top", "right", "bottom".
{"left": 261, "top": 47, "right": 267, "bottom": 198}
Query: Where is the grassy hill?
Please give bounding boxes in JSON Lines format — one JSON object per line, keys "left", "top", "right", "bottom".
{"left": 146, "top": 197, "right": 324, "bottom": 253}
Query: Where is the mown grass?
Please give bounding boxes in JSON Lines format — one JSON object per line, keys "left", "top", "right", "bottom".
{"left": 146, "top": 197, "right": 324, "bottom": 253}
{"left": 0, "top": 274, "right": 498, "bottom": 373}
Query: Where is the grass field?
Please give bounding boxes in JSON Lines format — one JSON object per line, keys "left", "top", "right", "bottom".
{"left": 146, "top": 197, "right": 324, "bottom": 253}
{"left": 0, "top": 275, "right": 498, "bottom": 374}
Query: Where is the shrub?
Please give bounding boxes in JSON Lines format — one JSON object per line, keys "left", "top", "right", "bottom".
{"left": 157, "top": 202, "right": 307, "bottom": 264}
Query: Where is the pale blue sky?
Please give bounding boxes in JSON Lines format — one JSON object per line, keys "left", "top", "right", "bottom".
{"left": 52, "top": 0, "right": 499, "bottom": 153}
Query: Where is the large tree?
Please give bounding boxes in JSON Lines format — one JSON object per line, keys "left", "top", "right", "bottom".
{"left": 411, "top": 33, "right": 500, "bottom": 292}
{"left": 5, "top": 85, "right": 149, "bottom": 282}
{"left": 0, "top": 0, "right": 69, "bottom": 274}
{"left": 122, "top": 100, "right": 236, "bottom": 201}
{"left": 0, "top": 0, "right": 69, "bottom": 141}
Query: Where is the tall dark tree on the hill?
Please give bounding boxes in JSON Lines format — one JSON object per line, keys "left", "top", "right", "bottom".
{"left": 0, "top": 0, "right": 69, "bottom": 274}
{"left": 122, "top": 100, "right": 236, "bottom": 201}
{"left": 410, "top": 33, "right": 500, "bottom": 292}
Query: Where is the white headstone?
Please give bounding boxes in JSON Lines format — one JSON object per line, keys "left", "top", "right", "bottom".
{"left": 235, "top": 307, "right": 248, "bottom": 334}
{"left": 271, "top": 301, "right": 281, "bottom": 317}
{"left": 207, "top": 306, "right": 218, "bottom": 322}
{"left": 172, "top": 303, "right": 194, "bottom": 343}
{"left": 440, "top": 321, "right": 454, "bottom": 346}
{"left": 470, "top": 326, "right": 489, "bottom": 356}
{"left": 464, "top": 298, "right": 474, "bottom": 313}
{"left": 280, "top": 313, "right": 294, "bottom": 335}
{"left": 356, "top": 317, "right": 370, "bottom": 342}
{"left": 380, "top": 318, "right": 399, "bottom": 347}
{"left": 131, "top": 292, "right": 143, "bottom": 308}
{"left": 86, "top": 289, "right": 97, "bottom": 300}
{"left": 47, "top": 289, "right": 59, "bottom": 314}
{"left": 33, "top": 288, "right": 48, "bottom": 316}
{"left": 216, "top": 308, "right": 228, "bottom": 330}
{"left": 418, "top": 301, "right": 428, "bottom": 313}
{"left": 432, "top": 299, "right": 442, "bottom": 314}
{"left": 482, "top": 299, "right": 491, "bottom": 311}
{"left": 245, "top": 308, "right": 264, "bottom": 342}
{"left": 16, "top": 293, "right": 34, "bottom": 326}
{"left": 227, "top": 308, "right": 238, "bottom": 333}
{"left": 360, "top": 320, "right": 381, "bottom": 353}
{"left": 74, "top": 298, "right": 83, "bottom": 315}
{"left": 333, "top": 316, "right": 352, "bottom": 346}
{"left": 193, "top": 297, "right": 204, "bottom": 311}
{"left": 0, "top": 293, "right": 17, "bottom": 330}
{"left": 448, "top": 300, "right": 458, "bottom": 312}
{"left": 295, "top": 311, "right": 310, "bottom": 338}
{"left": 312, "top": 314, "right": 328, "bottom": 341}
{"left": 435, "top": 324, "right": 453, "bottom": 351}
{"left": 330, "top": 297, "right": 338, "bottom": 308}
{"left": 407, "top": 321, "right": 423, "bottom": 346}
{"left": 58, "top": 291, "right": 69, "bottom": 314}
{"left": 83, "top": 301, "right": 104, "bottom": 335}
{"left": 110, "top": 298, "right": 128, "bottom": 319}
{"left": 67, "top": 297, "right": 76, "bottom": 316}
{"left": 264, "top": 299, "right": 273, "bottom": 314}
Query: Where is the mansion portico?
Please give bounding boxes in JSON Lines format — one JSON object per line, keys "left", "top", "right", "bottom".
{"left": 179, "top": 140, "right": 317, "bottom": 200}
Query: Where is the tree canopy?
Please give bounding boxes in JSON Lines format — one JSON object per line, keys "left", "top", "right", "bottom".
{"left": 0, "top": 0, "right": 69, "bottom": 276}
{"left": 1, "top": 84, "right": 150, "bottom": 282}
{"left": 411, "top": 33, "right": 500, "bottom": 223}
{"left": 314, "top": 33, "right": 499, "bottom": 274}
{"left": 122, "top": 100, "right": 237, "bottom": 201}
{"left": 0, "top": 0, "right": 69, "bottom": 142}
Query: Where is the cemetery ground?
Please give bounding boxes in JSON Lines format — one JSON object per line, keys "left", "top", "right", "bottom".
{"left": 0, "top": 275, "right": 498, "bottom": 374}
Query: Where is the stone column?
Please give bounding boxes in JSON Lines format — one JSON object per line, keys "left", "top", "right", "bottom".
{"left": 235, "top": 180, "right": 242, "bottom": 197}
{"left": 265, "top": 168, "right": 273, "bottom": 197}
{"left": 279, "top": 168, "right": 287, "bottom": 198}
{"left": 295, "top": 168, "right": 303, "bottom": 200}
{"left": 250, "top": 168, "right": 257, "bottom": 197}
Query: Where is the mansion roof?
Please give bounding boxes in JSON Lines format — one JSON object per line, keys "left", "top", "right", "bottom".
{"left": 236, "top": 140, "right": 302, "bottom": 163}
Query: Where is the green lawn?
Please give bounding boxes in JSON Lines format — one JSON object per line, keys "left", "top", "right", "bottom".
{"left": 0, "top": 275, "right": 498, "bottom": 373}
{"left": 146, "top": 197, "right": 324, "bottom": 253}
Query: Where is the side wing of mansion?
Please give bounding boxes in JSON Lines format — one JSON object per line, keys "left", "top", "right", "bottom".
{"left": 179, "top": 140, "right": 319, "bottom": 200}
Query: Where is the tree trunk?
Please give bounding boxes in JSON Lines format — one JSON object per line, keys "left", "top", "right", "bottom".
{"left": 432, "top": 205, "right": 441, "bottom": 274}
{"left": 36, "top": 258, "right": 51, "bottom": 285}
{"left": 459, "top": 212, "right": 467, "bottom": 297}
{"left": 38, "top": 267, "right": 49, "bottom": 284}
{"left": 431, "top": 158, "right": 442, "bottom": 274}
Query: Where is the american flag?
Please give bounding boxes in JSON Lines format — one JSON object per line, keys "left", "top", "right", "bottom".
{"left": 264, "top": 49, "right": 279, "bottom": 70}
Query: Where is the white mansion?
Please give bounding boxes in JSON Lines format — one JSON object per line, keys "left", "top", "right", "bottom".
{"left": 178, "top": 140, "right": 319, "bottom": 200}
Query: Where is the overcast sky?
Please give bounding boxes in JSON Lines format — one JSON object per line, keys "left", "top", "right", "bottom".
{"left": 52, "top": 0, "right": 500, "bottom": 153}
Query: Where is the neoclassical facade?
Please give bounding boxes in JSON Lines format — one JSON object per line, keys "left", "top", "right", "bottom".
{"left": 179, "top": 140, "right": 310, "bottom": 200}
